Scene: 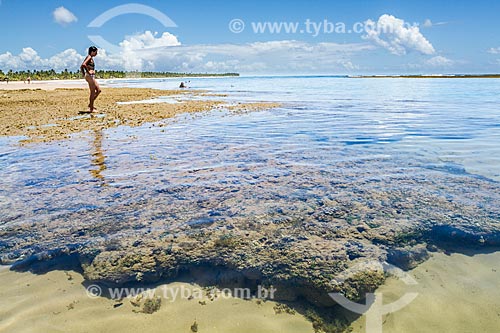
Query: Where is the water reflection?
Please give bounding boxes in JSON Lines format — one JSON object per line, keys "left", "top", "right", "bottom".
{"left": 1, "top": 78, "right": 500, "bottom": 284}
{"left": 89, "top": 129, "right": 107, "bottom": 184}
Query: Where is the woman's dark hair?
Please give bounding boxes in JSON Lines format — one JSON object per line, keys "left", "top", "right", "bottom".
{"left": 88, "top": 46, "right": 98, "bottom": 55}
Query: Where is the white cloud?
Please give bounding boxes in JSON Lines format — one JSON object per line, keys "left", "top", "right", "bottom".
{"left": 0, "top": 48, "right": 43, "bottom": 70}
{"left": 0, "top": 52, "right": 18, "bottom": 69}
{"left": 0, "top": 47, "right": 84, "bottom": 72}
{"left": 88, "top": 32, "right": 374, "bottom": 73}
{"left": 488, "top": 47, "right": 500, "bottom": 55}
{"left": 422, "top": 19, "right": 448, "bottom": 28}
{"left": 53, "top": 6, "right": 78, "bottom": 26}
{"left": 407, "top": 56, "right": 457, "bottom": 70}
{"left": 147, "top": 40, "right": 372, "bottom": 73}
{"left": 120, "top": 31, "right": 180, "bottom": 50}
{"left": 423, "top": 19, "right": 433, "bottom": 28}
{"left": 363, "top": 14, "right": 435, "bottom": 56}
{"left": 49, "top": 49, "right": 85, "bottom": 71}
{"left": 18, "top": 47, "right": 41, "bottom": 64}
{"left": 0, "top": 31, "right": 374, "bottom": 73}
{"left": 425, "top": 56, "right": 454, "bottom": 67}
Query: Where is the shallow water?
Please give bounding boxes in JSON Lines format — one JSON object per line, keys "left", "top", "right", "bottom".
{"left": 2, "top": 77, "right": 500, "bottom": 241}
{"left": 108, "top": 76, "right": 500, "bottom": 180}
{"left": 0, "top": 266, "right": 313, "bottom": 333}
{"left": 349, "top": 251, "right": 500, "bottom": 333}
{"left": 1, "top": 76, "right": 500, "bottom": 331}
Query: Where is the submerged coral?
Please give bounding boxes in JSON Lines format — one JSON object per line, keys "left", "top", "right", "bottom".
{"left": 1, "top": 155, "right": 499, "bottom": 308}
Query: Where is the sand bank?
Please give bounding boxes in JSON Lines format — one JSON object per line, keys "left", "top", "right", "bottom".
{"left": 1, "top": 251, "right": 498, "bottom": 332}
{"left": 0, "top": 265, "right": 313, "bottom": 333}
{"left": 0, "top": 80, "right": 88, "bottom": 91}
{"left": 0, "top": 87, "right": 279, "bottom": 143}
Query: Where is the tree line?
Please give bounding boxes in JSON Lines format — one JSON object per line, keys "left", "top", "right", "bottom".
{"left": 0, "top": 69, "right": 239, "bottom": 81}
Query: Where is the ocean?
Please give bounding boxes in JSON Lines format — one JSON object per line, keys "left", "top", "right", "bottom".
{"left": 1, "top": 76, "right": 499, "bottom": 332}
{"left": 107, "top": 75, "right": 500, "bottom": 181}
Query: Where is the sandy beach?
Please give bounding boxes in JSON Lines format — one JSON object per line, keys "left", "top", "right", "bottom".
{"left": 1, "top": 251, "right": 498, "bottom": 333}
{"left": 0, "top": 81, "right": 279, "bottom": 143}
{"left": 349, "top": 251, "right": 500, "bottom": 333}
{"left": 0, "top": 265, "right": 313, "bottom": 333}
{"left": 0, "top": 80, "right": 88, "bottom": 91}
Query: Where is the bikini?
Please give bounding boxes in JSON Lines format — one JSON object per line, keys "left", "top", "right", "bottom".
{"left": 86, "top": 58, "right": 95, "bottom": 78}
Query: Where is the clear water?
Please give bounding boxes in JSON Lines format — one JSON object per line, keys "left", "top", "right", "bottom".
{"left": 1, "top": 76, "right": 500, "bottom": 252}
{"left": 105, "top": 76, "right": 500, "bottom": 180}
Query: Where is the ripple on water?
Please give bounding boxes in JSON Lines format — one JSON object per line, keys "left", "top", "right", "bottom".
{"left": 1, "top": 77, "right": 500, "bottom": 282}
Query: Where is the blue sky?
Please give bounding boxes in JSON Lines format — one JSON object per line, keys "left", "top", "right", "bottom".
{"left": 1, "top": 0, "right": 500, "bottom": 74}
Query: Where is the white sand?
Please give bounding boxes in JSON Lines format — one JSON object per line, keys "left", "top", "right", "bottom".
{"left": 1, "top": 251, "right": 499, "bottom": 332}
{"left": 0, "top": 267, "right": 313, "bottom": 333}
{"left": 349, "top": 251, "right": 500, "bottom": 333}
{"left": 0, "top": 80, "right": 88, "bottom": 90}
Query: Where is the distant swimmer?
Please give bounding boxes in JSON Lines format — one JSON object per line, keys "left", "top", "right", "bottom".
{"left": 80, "top": 46, "right": 101, "bottom": 113}
{"left": 179, "top": 81, "right": 187, "bottom": 88}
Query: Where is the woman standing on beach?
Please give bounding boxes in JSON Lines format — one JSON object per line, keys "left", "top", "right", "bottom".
{"left": 80, "top": 46, "right": 101, "bottom": 113}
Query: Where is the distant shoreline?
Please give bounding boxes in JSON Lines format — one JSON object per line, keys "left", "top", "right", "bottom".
{"left": 354, "top": 74, "right": 500, "bottom": 79}
{"left": 0, "top": 70, "right": 239, "bottom": 82}
{"left": 3, "top": 73, "right": 500, "bottom": 81}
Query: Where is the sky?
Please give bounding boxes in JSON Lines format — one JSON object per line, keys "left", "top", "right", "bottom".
{"left": 1, "top": 0, "right": 500, "bottom": 75}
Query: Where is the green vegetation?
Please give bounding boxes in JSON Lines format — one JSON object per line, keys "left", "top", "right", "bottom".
{"left": 142, "top": 296, "right": 162, "bottom": 314}
{"left": 0, "top": 69, "right": 239, "bottom": 81}
{"left": 213, "top": 234, "right": 240, "bottom": 248}
{"left": 273, "top": 303, "right": 297, "bottom": 315}
{"left": 190, "top": 320, "right": 198, "bottom": 332}
{"left": 393, "top": 230, "right": 424, "bottom": 246}
{"left": 304, "top": 310, "right": 353, "bottom": 333}
{"left": 341, "top": 270, "right": 385, "bottom": 301}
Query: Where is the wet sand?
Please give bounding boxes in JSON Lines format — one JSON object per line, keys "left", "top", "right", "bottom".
{"left": 0, "top": 265, "right": 313, "bottom": 333}
{"left": 349, "top": 251, "right": 500, "bottom": 333}
{"left": 0, "top": 87, "right": 279, "bottom": 143}
{"left": 1, "top": 251, "right": 498, "bottom": 332}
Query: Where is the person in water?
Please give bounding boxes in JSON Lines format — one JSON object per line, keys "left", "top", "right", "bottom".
{"left": 80, "top": 46, "right": 101, "bottom": 113}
